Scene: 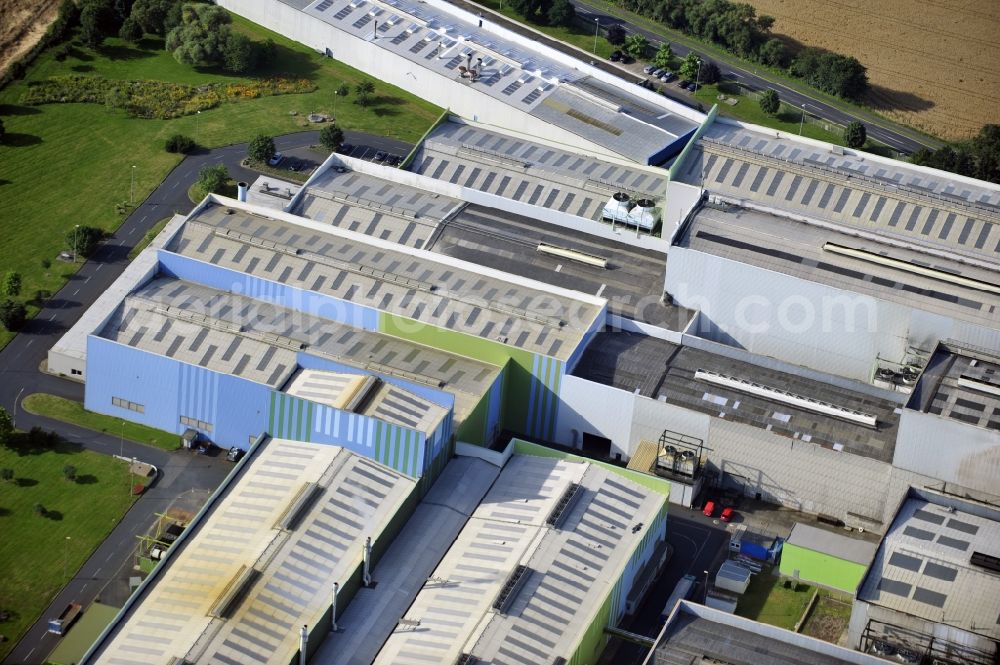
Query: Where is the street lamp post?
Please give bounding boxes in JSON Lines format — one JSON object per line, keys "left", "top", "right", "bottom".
{"left": 120, "top": 420, "right": 126, "bottom": 458}
{"left": 593, "top": 18, "right": 599, "bottom": 54}
{"left": 799, "top": 104, "right": 806, "bottom": 135}
{"left": 73, "top": 224, "right": 80, "bottom": 263}
{"left": 695, "top": 58, "right": 702, "bottom": 91}
{"left": 63, "top": 536, "right": 72, "bottom": 581}
{"left": 130, "top": 165, "right": 136, "bottom": 205}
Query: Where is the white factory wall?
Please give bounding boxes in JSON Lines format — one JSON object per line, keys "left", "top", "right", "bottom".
{"left": 215, "top": 0, "right": 659, "bottom": 164}
{"left": 556, "top": 375, "right": 636, "bottom": 455}
{"left": 666, "top": 247, "right": 1000, "bottom": 383}
{"left": 895, "top": 410, "right": 1000, "bottom": 497}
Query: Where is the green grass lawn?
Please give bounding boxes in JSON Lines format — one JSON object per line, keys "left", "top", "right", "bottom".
{"left": 0, "top": 442, "right": 140, "bottom": 660}
{"left": 0, "top": 16, "right": 442, "bottom": 350}
{"left": 22, "top": 393, "right": 179, "bottom": 451}
{"left": 735, "top": 568, "right": 814, "bottom": 630}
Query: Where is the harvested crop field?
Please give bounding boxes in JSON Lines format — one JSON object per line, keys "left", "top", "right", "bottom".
{"left": 745, "top": 0, "right": 1000, "bottom": 140}
{"left": 0, "top": 0, "right": 61, "bottom": 75}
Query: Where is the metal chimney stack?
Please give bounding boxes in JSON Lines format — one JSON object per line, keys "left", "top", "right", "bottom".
{"left": 237, "top": 181, "right": 248, "bottom": 202}
{"left": 331, "top": 582, "right": 339, "bottom": 632}
{"left": 363, "top": 537, "right": 373, "bottom": 587}
{"left": 299, "top": 625, "right": 308, "bottom": 665}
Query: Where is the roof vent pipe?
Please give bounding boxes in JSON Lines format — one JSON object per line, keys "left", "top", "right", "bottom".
{"left": 299, "top": 625, "right": 308, "bottom": 665}
{"left": 363, "top": 537, "right": 373, "bottom": 587}
{"left": 237, "top": 182, "right": 248, "bottom": 202}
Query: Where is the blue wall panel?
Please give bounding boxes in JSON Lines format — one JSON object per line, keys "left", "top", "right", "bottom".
{"left": 157, "top": 250, "right": 380, "bottom": 331}
{"left": 526, "top": 354, "right": 563, "bottom": 442}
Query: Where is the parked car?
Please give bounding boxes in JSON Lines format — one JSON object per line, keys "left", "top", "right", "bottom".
{"left": 643, "top": 64, "right": 655, "bottom": 74}
{"left": 336, "top": 143, "right": 354, "bottom": 155}
{"left": 720, "top": 506, "right": 735, "bottom": 522}
{"left": 703, "top": 500, "right": 716, "bottom": 517}
{"left": 677, "top": 79, "right": 691, "bottom": 88}
{"left": 609, "top": 50, "right": 622, "bottom": 62}
{"left": 374, "top": 150, "right": 388, "bottom": 162}
{"left": 652, "top": 68, "right": 664, "bottom": 77}
{"left": 661, "top": 71, "right": 675, "bottom": 82}
{"left": 869, "top": 640, "right": 897, "bottom": 657}
{"left": 687, "top": 82, "right": 700, "bottom": 92}
{"left": 226, "top": 446, "right": 245, "bottom": 462}
{"left": 268, "top": 152, "right": 284, "bottom": 166}
{"left": 287, "top": 158, "right": 302, "bottom": 172}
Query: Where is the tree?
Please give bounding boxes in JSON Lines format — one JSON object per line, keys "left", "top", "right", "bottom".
{"left": 80, "top": 0, "right": 115, "bottom": 48}
{"left": 0, "top": 468, "right": 13, "bottom": 483}
{"left": 355, "top": 79, "right": 375, "bottom": 107}
{"left": 34, "top": 503, "right": 46, "bottom": 516}
{"left": 247, "top": 134, "right": 276, "bottom": 163}
{"left": 759, "top": 88, "right": 780, "bottom": 115}
{"left": 606, "top": 24, "right": 626, "bottom": 46}
{"left": 679, "top": 53, "right": 701, "bottom": 81}
{"left": 130, "top": 0, "right": 182, "bottom": 36}
{"left": 547, "top": 0, "right": 575, "bottom": 27}
{"left": 165, "top": 134, "right": 195, "bottom": 154}
{"left": 0, "top": 300, "right": 27, "bottom": 332}
{"left": 320, "top": 124, "right": 345, "bottom": 153}
{"left": 223, "top": 32, "right": 257, "bottom": 74}
{"left": 623, "top": 34, "right": 648, "bottom": 59}
{"left": 791, "top": 48, "right": 868, "bottom": 99}
{"left": 759, "top": 37, "right": 786, "bottom": 67}
{"left": 653, "top": 43, "right": 672, "bottom": 69}
{"left": 197, "top": 164, "right": 229, "bottom": 195}
{"left": 166, "top": 3, "right": 232, "bottom": 68}
{"left": 41, "top": 258, "right": 51, "bottom": 271}
{"left": 0, "top": 118, "right": 5, "bottom": 142}
{"left": 1, "top": 272, "right": 22, "bottom": 298}
{"left": 336, "top": 84, "right": 350, "bottom": 99}
{"left": 63, "top": 465, "right": 77, "bottom": 481}
{"left": 65, "top": 225, "right": 103, "bottom": 258}
{"left": 119, "top": 15, "right": 143, "bottom": 42}
{"left": 508, "top": 0, "right": 553, "bottom": 24}
{"left": 0, "top": 407, "right": 12, "bottom": 444}
{"left": 844, "top": 121, "right": 867, "bottom": 149}
{"left": 700, "top": 61, "right": 721, "bottom": 84}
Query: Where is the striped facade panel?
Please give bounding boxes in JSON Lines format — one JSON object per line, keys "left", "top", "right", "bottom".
{"left": 526, "top": 353, "right": 564, "bottom": 440}
{"left": 267, "top": 392, "right": 429, "bottom": 477}
{"left": 157, "top": 250, "right": 380, "bottom": 331}
{"left": 609, "top": 500, "right": 668, "bottom": 623}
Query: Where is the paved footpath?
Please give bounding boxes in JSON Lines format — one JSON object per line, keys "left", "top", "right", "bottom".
{"left": 0, "top": 130, "right": 412, "bottom": 665}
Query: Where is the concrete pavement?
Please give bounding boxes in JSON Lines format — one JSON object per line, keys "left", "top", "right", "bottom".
{"left": 0, "top": 129, "right": 412, "bottom": 665}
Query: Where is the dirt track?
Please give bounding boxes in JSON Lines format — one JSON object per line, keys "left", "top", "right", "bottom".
{"left": 746, "top": 0, "right": 1000, "bottom": 141}
{"left": 0, "top": 0, "right": 61, "bottom": 77}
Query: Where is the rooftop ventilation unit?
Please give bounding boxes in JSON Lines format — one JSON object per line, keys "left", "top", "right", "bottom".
{"left": 275, "top": 482, "right": 324, "bottom": 532}
{"left": 602, "top": 192, "right": 631, "bottom": 224}
{"left": 694, "top": 369, "right": 878, "bottom": 428}
{"left": 970, "top": 551, "right": 1000, "bottom": 573}
{"left": 823, "top": 243, "right": 1000, "bottom": 295}
{"left": 210, "top": 565, "right": 262, "bottom": 619}
{"left": 491, "top": 565, "right": 531, "bottom": 614}
{"left": 957, "top": 375, "right": 1000, "bottom": 398}
{"left": 546, "top": 482, "right": 582, "bottom": 528}
{"left": 536, "top": 243, "right": 608, "bottom": 269}
{"left": 627, "top": 199, "right": 661, "bottom": 231}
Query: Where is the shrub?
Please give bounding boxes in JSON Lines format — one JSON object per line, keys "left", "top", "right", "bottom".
{"left": 0, "top": 300, "right": 27, "bottom": 332}
{"left": 165, "top": 133, "right": 196, "bottom": 153}
{"left": 844, "top": 121, "right": 867, "bottom": 149}
{"left": 759, "top": 89, "right": 780, "bottom": 116}
{"left": 63, "top": 465, "right": 77, "bottom": 481}
{"left": 606, "top": 24, "right": 626, "bottom": 46}
{"left": 355, "top": 79, "right": 375, "bottom": 107}
{"left": 320, "top": 124, "right": 345, "bottom": 152}
{"left": 34, "top": 503, "right": 47, "bottom": 516}
{"left": 65, "top": 225, "right": 104, "bottom": 258}
{"left": 700, "top": 61, "right": 721, "bottom": 85}
{"left": 52, "top": 42, "right": 72, "bottom": 62}
{"left": 0, "top": 468, "right": 13, "bottom": 482}
{"left": 247, "top": 134, "right": 276, "bottom": 163}
{"left": 197, "top": 164, "right": 229, "bottom": 194}
{"left": 119, "top": 16, "right": 144, "bottom": 43}
{"left": 1, "top": 271, "right": 22, "bottom": 298}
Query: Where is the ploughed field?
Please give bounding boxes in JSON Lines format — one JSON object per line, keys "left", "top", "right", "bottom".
{"left": 745, "top": 0, "right": 1000, "bottom": 140}
{"left": 0, "top": 0, "right": 61, "bottom": 76}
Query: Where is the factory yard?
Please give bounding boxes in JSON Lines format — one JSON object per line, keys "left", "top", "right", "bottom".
{"left": 745, "top": 0, "right": 1000, "bottom": 140}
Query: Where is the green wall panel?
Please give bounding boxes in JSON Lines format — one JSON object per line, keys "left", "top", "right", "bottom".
{"left": 779, "top": 542, "right": 867, "bottom": 593}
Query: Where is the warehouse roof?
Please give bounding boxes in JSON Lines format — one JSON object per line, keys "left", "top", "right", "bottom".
{"left": 644, "top": 600, "right": 884, "bottom": 665}
{"left": 299, "top": 0, "right": 696, "bottom": 162}
{"left": 675, "top": 122, "right": 1000, "bottom": 263}
{"left": 787, "top": 522, "right": 878, "bottom": 566}
{"left": 410, "top": 122, "right": 669, "bottom": 221}
{"left": 907, "top": 341, "right": 1000, "bottom": 431}
{"left": 676, "top": 203, "right": 1000, "bottom": 329}
{"left": 168, "top": 202, "right": 603, "bottom": 359}
{"left": 425, "top": 204, "right": 687, "bottom": 326}
{"left": 572, "top": 332, "right": 901, "bottom": 462}
{"left": 372, "top": 453, "right": 667, "bottom": 664}
{"left": 100, "top": 277, "right": 499, "bottom": 424}
{"left": 857, "top": 489, "right": 1000, "bottom": 639}
{"left": 292, "top": 164, "right": 463, "bottom": 249}
{"left": 93, "top": 438, "right": 416, "bottom": 665}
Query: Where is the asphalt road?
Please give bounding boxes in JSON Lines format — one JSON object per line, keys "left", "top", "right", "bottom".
{"left": 0, "top": 129, "right": 412, "bottom": 665}
{"left": 567, "top": 0, "right": 938, "bottom": 155}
